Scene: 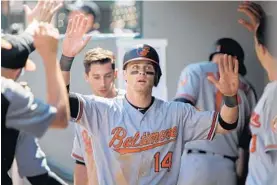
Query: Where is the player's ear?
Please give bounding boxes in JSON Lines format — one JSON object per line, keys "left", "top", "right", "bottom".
{"left": 123, "top": 70, "right": 127, "bottom": 82}
{"left": 84, "top": 72, "right": 89, "bottom": 82}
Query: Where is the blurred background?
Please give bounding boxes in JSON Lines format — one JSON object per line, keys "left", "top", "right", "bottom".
{"left": 2, "top": 0, "right": 277, "bottom": 184}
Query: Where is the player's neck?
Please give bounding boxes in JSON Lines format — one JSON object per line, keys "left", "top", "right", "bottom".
{"left": 107, "top": 87, "right": 118, "bottom": 98}
{"left": 265, "top": 58, "right": 277, "bottom": 81}
{"left": 126, "top": 91, "right": 153, "bottom": 108}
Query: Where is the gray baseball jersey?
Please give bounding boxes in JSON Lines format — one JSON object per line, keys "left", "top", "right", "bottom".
{"left": 1, "top": 77, "right": 57, "bottom": 138}
{"left": 69, "top": 93, "right": 218, "bottom": 185}
{"left": 71, "top": 89, "right": 125, "bottom": 185}
{"left": 15, "top": 132, "right": 50, "bottom": 177}
{"left": 175, "top": 62, "right": 255, "bottom": 157}
{"left": 246, "top": 81, "right": 277, "bottom": 185}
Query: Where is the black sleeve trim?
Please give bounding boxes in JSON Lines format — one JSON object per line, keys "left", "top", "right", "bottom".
{"left": 69, "top": 94, "right": 79, "bottom": 119}
{"left": 75, "top": 160, "right": 86, "bottom": 166}
{"left": 174, "top": 97, "right": 194, "bottom": 106}
{"left": 218, "top": 113, "right": 238, "bottom": 130}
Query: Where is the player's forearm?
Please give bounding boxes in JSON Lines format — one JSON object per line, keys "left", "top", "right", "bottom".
{"left": 74, "top": 164, "right": 88, "bottom": 185}
{"left": 216, "top": 95, "right": 238, "bottom": 134}
{"left": 60, "top": 55, "right": 74, "bottom": 86}
{"left": 43, "top": 55, "right": 70, "bottom": 128}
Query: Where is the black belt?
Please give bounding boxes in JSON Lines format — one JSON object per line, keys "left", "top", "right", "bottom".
{"left": 187, "top": 149, "right": 237, "bottom": 163}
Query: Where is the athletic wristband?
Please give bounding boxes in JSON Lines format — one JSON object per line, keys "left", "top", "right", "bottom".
{"left": 60, "top": 54, "right": 74, "bottom": 71}
{"left": 218, "top": 113, "right": 238, "bottom": 130}
{"left": 223, "top": 95, "right": 238, "bottom": 108}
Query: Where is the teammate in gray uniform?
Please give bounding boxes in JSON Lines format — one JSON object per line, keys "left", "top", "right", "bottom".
{"left": 60, "top": 14, "right": 240, "bottom": 185}
{"left": 175, "top": 38, "right": 257, "bottom": 185}
{"left": 238, "top": 2, "right": 277, "bottom": 185}
{"left": 1, "top": 21, "right": 69, "bottom": 184}
{"left": 60, "top": 16, "right": 124, "bottom": 185}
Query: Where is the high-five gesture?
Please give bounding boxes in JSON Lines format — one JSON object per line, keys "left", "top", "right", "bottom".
{"left": 237, "top": 1, "right": 265, "bottom": 33}
{"left": 33, "top": 23, "right": 60, "bottom": 60}
{"left": 62, "top": 14, "right": 91, "bottom": 57}
{"left": 207, "top": 55, "right": 239, "bottom": 97}
{"left": 24, "top": 0, "right": 63, "bottom": 25}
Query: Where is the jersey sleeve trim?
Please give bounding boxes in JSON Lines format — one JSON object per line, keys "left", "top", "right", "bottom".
{"left": 265, "top": 144, "right": 277, "bottom": 152}
{"left": 207, "top": 112, "right": 218, "bottom": 140}
{"left": 76, "top": 98, "right": 84, "bottom": 122}
{"left": 71, "top": 153, "right": 85, "bottom": 163}
{"left": 175, "top": 93, "right": 196, "bottom": 105}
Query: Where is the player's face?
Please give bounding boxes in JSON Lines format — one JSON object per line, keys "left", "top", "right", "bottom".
{"left": 124, "top": 60, "right": 155, "bottom": 93}
{"left": 85, "top": 62, "right": 116, "bottom": 98}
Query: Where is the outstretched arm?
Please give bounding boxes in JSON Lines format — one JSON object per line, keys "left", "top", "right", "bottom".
{"left": 60, "top": 14, "right": 91, "bottom": 86}
{"left": 207, "top": 55, "right": 239, "bottom": 134}
{"left": 34, "top": 23, "right": 70, "bottom": 129}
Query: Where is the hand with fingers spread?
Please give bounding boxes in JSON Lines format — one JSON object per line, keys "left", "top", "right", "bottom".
{"left": 207, "top": 54, "right": 239, "bottom": 97}
{"left": 237, "top": 1, "right": 266, "bottom": 33}
{"left": 62, "top": 14, "right": 92, "bottom": 57}
{"left": 24, "top": 0, "right": 63, "bottom": 25}
{"left": 33, "top": 23, "right": 60, "bottom": 61}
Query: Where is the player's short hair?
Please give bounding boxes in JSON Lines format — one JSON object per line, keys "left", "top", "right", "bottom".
{"left": 256, "top": 15, "right": 277, "bottom": 58}
{"left": 83, "top": 47, "right": 115, "bottom": 74}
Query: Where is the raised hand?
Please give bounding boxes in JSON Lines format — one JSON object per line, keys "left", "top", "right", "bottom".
{"left": 24, "top": 0, "right": 63, "bottom": 25}
{"left": 237, "top": 1, "right": 265, "bottom": 32}
{"left": 62, "top": 14, "right": 91, "bottom": 57}
{"left": 33, "top": 22, "right": 60, "bottom": 60}
{"left": 207, "top": 54, "right": 239, "bottom": 97}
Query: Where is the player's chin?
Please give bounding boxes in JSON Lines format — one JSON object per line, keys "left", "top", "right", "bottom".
{"left": 134, "top": 84, "right": 152, "bottom": 92}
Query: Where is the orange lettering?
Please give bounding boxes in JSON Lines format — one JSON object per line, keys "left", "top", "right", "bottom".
{"left": 133, "top": 132, "right": 140, "bottom": 147}
{"left": 250, "top": 113, "right": 261, "bottom": 128}
{"left": 250, "top": 134, "right": 257, "bottom": 153}
{"left": 171, "top": 126, "right": 178, "bottom": 137}
{"left": 123, "top": 137, "right": 133, "bottom": 148}
{"left": 109, "top": 126, "right": 178, "bottom": 154}
{"left": 109, "top": 127, "right": 127, "bottom": 148}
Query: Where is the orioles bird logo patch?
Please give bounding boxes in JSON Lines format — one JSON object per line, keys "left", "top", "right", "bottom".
{"left": 137, "top": 46, "right": 150, "bottom": 57}
{"left": 271, "top": 115, "right": 277, "bottom": 133}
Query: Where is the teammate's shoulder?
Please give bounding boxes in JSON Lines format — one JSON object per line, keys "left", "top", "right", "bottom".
{"left": 264, "top": 81, "right": 277, "bottom": 98}
{"left": 157, "top": 98, "right": 192, "bottom": 110}
{"left": 183, "top": 61, "right": 217, "bottom": 74}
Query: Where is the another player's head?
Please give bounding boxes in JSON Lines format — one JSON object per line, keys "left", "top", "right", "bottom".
{"left": 209, "top": 38, "right": 246, "bottom": 76}
{"left": 83, "top": 47, "right": 117, "bottom": 97}
{"left": 1, "top": 34, "right": 36, "bottom": 81}
{"left": 67, "top": 1, "right": 100, "bottom": 32}
{"left": 123, "top": 44, "right": 162, "bottom": 94}
{"left": 254, "top": 15, "right": 277, "bottom": 78}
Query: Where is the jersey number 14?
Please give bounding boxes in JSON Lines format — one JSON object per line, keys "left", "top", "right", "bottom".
{"left": 154, "top": 152, "right": 173, "bottom": 172}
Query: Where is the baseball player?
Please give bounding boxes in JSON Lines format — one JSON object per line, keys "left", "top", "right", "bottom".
{"left": 1, "top": 22, "right": 69, "bottom": 184}
{"left": 60, "top": 15, "right": 124, "bottom": 185}
{"left": 209, "top": 38, "right": 257, "bottom": 184}
{"left": 175, "top": 38, "right": 256, "bottom": 185}
{"left": 238, "top": 2, "right": 277, "bottom": 185}
{"left": 60, "top": 14, "right": 240, "bottom": 185}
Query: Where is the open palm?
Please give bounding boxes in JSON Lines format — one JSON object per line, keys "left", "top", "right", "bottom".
{"left": 62, "top": 14, "right": 91, "bottom": 57}
{"left": 24, "top": 0, "right": 63, "bottom": 25}
{"left": 208, "top": 55, "right": 239, "bottom": 97}
{"left": 237, "top": 1, "right": 265, "bottom": 33}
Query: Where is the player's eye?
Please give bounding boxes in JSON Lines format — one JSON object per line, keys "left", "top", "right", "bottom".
{"left": 146, "top": 65, "right": 154, "bottom": 71}
{"left": 132, "top": 65, "right": 139, "bottom": 70}
{"left": 93, "top": 76, "right": 100, "bottom": 80}
{"left": 105, "top": 74, "right": 112, "bottom": 78}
